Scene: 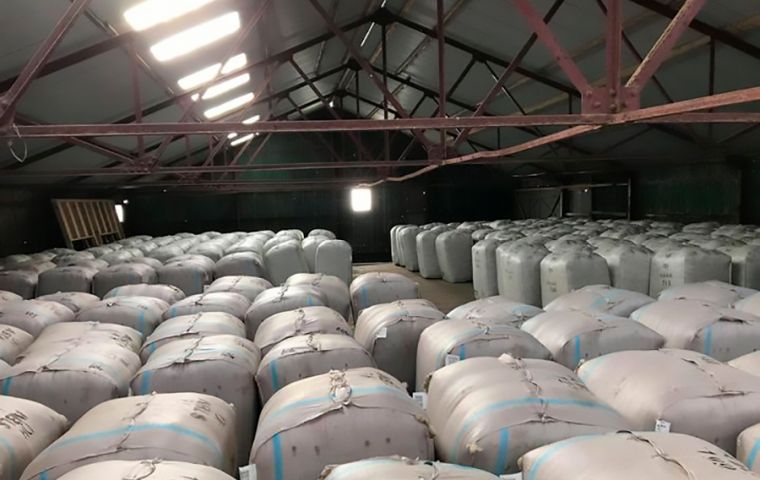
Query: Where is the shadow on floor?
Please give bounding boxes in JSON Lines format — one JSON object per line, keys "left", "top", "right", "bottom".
{"left": 354, "top": 262, "right": 475, "bottom": 313}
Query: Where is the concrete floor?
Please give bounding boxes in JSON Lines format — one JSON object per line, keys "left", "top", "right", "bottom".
{"left": 354, "top": 262, "right": 475, "bottom": 313}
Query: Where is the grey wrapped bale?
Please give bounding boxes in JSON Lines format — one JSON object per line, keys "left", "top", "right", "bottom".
{"left": 205, "top": 276, "right": 272, "bottom": 302}
{"left": 164, "top": 292, "right": 251, "bottom": 321}
{"left": 76, "top": 296, "right": 168, "bottom": 337}
{"left": 103, "top": 283, "right": 185, "bottom": 304}
{"left": 254, "top": 306, "right": 350, "bottom": 356}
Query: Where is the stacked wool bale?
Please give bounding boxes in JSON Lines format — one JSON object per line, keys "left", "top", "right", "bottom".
{"left": 0, "top": 300, "right": 75, "bottom": 337}
{"left": 253, "top": 306, "right": 350, "bottom": 356}
{"left": 448, "top": 296, "right": 543, "bottom": 326}
{"left": 354, "top": 299, "right": 445, "bottom": 390}
{"left": 245, "top": 285, "right": 327, "bottom": 339}
{"left": 0, "top": 322, "right": 142, "bottom": 422}
{"left": 21, "top": 393, "right": 237, "bottom": 480}
{"left": 204, "top": 276, "right": 272, "bottom": 302}
{"left": 578, "top": 349, "right": 760, "bottom": 454}
{"left": 164, "top": 292, "right": 250, "bottom": 322}
{"left": 320, "top": 457, "right": 501, "bottom": 480}
{"left": 250, "top": 368, "right": 434, "bottom": 480}
{"left": 77, "top": 296, "right": 169, "bottom": 337}
{"left": 521, "top": 432, "right": 758, "bottom": 479}
{"left": 349, "top": 272, "right": 418, "bottom": 314}
{"left": 139, "top": 312, "right": 246, "bottom": 361}
{"left": 132, "top": 335, "right": 260, "bottom": 465}
{"left": 544, "top": 284, "right": 655, "bottom": 316}
{"left": 425, "top": 355, "right": 629, "bottom": 474}
{"left": 57, "top": 461, "right": 235, "bottom": 480}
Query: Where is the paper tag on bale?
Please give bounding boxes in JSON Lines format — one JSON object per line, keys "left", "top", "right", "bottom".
{"left": 412, "top": 392, "right": 428, "bottom": 410}
{"left": 376, "top": 327, "right": 387, "bottom": 339}
{"left": 445, "top": 354, "right": 460, "bottom": 366}
{"left": 655, "top": 419, "right": 671, "bottom": 433}
{"left": 239, "top": 465, "right": 257, "bottom": 480}
{"left": 500, "top": 473, "right": 523, "bottom": 480}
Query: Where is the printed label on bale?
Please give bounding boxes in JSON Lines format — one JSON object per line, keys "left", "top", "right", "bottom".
{"left": 239, "top": 465, "right": 257, "bottom": 480}
{"left": 412, "top": 392, "right": 428, "bottom": 410}
{"left": 655, "top": 419, "right": 671, "bottom": 433}
{"left": 376, "top": 327, "right": 387, "bottom": 339}
{"left": 445, "top": 354, "right": 460, "bottom": 366}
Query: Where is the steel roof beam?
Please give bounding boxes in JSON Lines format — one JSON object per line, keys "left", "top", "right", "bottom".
{"left": 628, "top": 0, "right": 760, "bottom": 61}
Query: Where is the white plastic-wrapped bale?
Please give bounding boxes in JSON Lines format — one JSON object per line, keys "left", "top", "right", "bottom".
{"left": 164, "top": 292, "right": 250, "bottom": 321}
{"left": 37, "top": 267, "right": 98, "bottom": 296}
{"left": 472, "top": 228, "right": 494, "bottom": 242}
{"left": 399, "top": 226, "right": 421, "bottom": 272}
{"left": 392, "top": 225, "right": 414, "bottom": 267}
{"left": 92, "top": 263, "right": 157, "bottom": 298}
{"left": 158, "top": 260, "right": 213, "bottom": 296}
{"left": 540, "top": 249, "right": 610, "bottom": 306}
{"left": 57, "top": 461, "right": 235, "bottom": 480}
{"left": 545, "top": 239, "right": 589, "bottom": 253}
{"left": 349, "top": 272, "right": 418, "bottom": 314}
{"left": 308, "top": 228, "right": 336, "bottom": 239}
{"left": 595, "top": 242, "right": 652, "bottom": 294}
{"left": 315, "top": 240, "right": 353, "bottom": 286}
{"left": 354, "top": 300, "right": 445, "bottom": 390}
{"left": 30, "top": 322, "right": 142, "bottom": 354}
{"left": 264, "top": 240, "right": 309, "bottom": 285}
{"left": 140, "top": 312, "right": 245, "bottom": 362}
{"left": 521, "top": 310, "right": 665, "bottom": 368}
{"left": 254, "top": 306, "right": 351, "bottom": 356}
{"left": 320, "top": 457, "right": 501, "bottom": 480}
{"left": 631, "top": 299, "right": 760, "bottom": 361}
{"left": 447, "top": 296, "right": 542, "bottom": 327}
{"left": 649, "top": 246, "right": 731, "bottom": 297}
{"left": 0, "top": 270, "right": 39, "bottom": 299}
{"left": 132, "top": 335, "right": 260, "bottom": 464}
{"left": 103, "top": 283, "right": 185, "bottom": 304}
{"left": 35, "top": 292, "right": 100, "bottom": 315}
{"left": 302, "top": 236, "right": 329, "bottom": 272}
{"left": 286, "top": 273, "right": 350, "bottom": 320}
{"left": 213, "top": 252, "right": 266, "bottom": 280}
{"left": 719, "top": 244, "right": 760, "bottom": 289}
{"left": 426, "top": 355, "right": 628, "bottom": 474}
{"left": 0, "top": 396, "right": 68, "bottom": 480}
{"left": 244, "top": 285, "right": 326, "bottom": 339}
{"left": 0, "top": 300, "right": 75, "bottom": 337}
{"left": 436, "top": 230, "right": 473, "bottom": 283}
{"left": 1, "top": 335, "right": 140, "bottom": 422}
{"left": 187, "top": 244, "right": 225, "bottom": 262}
{"left": 76, "top": 296, "right": 169, "bottom": 337}
{"left": 99, "top": 250, "right": 133, "bottom": 265}
{"left": 496, "top": 242, "right": 550, "bottom": 307}
{"left": 415, "top": 318, "right": 551, "bottom": 391}
{"left": 250, "top": 368, "right": 433, "bottom": 480}
{"left": 225, "top": 237, "right": 264, "bottom": 256}
{"left": 53, "top": 252, "right": 94, "bottom": 265}
{"left": 256, "top": 333, "right": 374, "bottom": 403}
{"left": 642, "top": 237, "right": 684, "bottom": 253}
{"left": 204, "top": 276, "right": 272, "bottom": 302}
{"left": 658, "top": 280, "right": 756, "bottom": 306}
{"left": 0, "top": 324, "right": 33, "bottom": 364}
{"left": 578, "top": 349, "right": 760, "bottom": 453}
{"left": 522, "top": 431, "right": 758, "bottom": 480}
{"left": 416, "top": 227, "right": 448, "bottom": 279}
{"left": 471, "top": 239, "right": 502, "bottom": 299}
{"left": 148, "top": 246, "right": 185, "bottom": 263}
{"left": 21, "top": 393, "right": 237, "bottom": 480}
{"left": 390, "top": 226, "right": 402, "bottom": 265}
{"left": 544, "top": 284, "right": 655, "bottom": 317}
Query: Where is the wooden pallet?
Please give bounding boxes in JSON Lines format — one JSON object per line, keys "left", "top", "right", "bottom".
{"left": 52, "top": 199, "right": 124, "bottom": 249}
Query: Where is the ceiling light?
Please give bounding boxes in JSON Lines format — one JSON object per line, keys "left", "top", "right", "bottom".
{"left": 227, "top": 133, "right": 238, "bottom": 139}
{"left": 124, "top": 0, "right": 216, "bottom": 31}
{"left": 204, "top": 92, "right": 254, "bottom": 119}
{"left": 202, "top": 73, "right": 250, "bottom": 100}
{"left": 150, "top": 12, "right": 240, "bottom": 62}
{"left": 242, "top": 114, "right": 260, "bottom": 125}
{"left": 230, "top": 134, "right": 254, "bottom": 146}
{"left": 351, "top": 188, "right": 372, "bottom": 212}
{"left": 191, "top": 93, "right": 200, "bottom": 101}
{"left": 177, "top": 53, "right": 247, "bottom": 91}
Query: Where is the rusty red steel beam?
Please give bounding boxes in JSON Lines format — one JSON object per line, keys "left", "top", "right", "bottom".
{"left": 11, "top": 109, "right": 760, "bottom": 139}
{"left": 628, "top": 0, "right": 760, "bottom": 61}
{"left": 129, "top": 41, "right": 144, "bottom": 158}
{"left": 308, "top": 0, "right": 435, "bottom": 152}
{"left": 289, "top": 57, "right": 374, "bottom": 162}
{"left": 626, "top": 0, "right": 707, "bottom": 91}
{"left": 436, "top": 0, "right": 446, "bottom": 156}
{"left": 452, "top": 0, "right": 565, "bottom": 149}
{"left": 512, "top": 0, "right": 591, "bottom": 94}
{"left": 0, "top": 0, "right": 92, "bottom": 126}
{"left": 606, "top": 0, "right": 622, "bottom": 102}
{"left": 359, "top": 85, "right": 760, "bottom": 186}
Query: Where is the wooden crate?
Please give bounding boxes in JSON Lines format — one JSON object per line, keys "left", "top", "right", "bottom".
{"left": 52, "top": 199, "right": 124, "bottom": 249}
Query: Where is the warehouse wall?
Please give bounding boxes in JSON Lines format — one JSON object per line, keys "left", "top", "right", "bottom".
{"left": 0, "top": 189, "right": 64, "bottom": 256}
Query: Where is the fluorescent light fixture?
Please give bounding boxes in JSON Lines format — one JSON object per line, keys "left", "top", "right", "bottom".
{"left": 222, "top": 53, "right": 247, "bottom": 74}
{"left": 115, "top": 204, "right": 125, "bottom": 223}
{"left": 351, "top": 188, "right": 372, "bottom": 213}
{"left": 329, "top": 100, "right": 335, "bottom": 108}
{"left": 177, "top": 53, "right": 246, "bottom": 91}
{"left": 230, "top": 133, "right": 254, "bottom": 146}
{"left": 124, "top": 0, "right": 216, "bottom": 31}
{"left": 227, "top": 133, "right": 238, "bottom": 139}
{"left": 191, "top": 93, "right": 200, "bottom": 101}
{"left": 204, "top": 92, "right": 254, "bottom": 119}
{"left": 242, "top": 114, "right": 261, "bottom": 125}
{"left": 202, "top": 73, "right": 250, "bottom": 100}
{"left": 150, "top": 12, "right": 240, "bottom": 62}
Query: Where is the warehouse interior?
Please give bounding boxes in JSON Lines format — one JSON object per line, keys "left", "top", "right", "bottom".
{"left": 2, "top": 0, "right": 760, "bottom": 479}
